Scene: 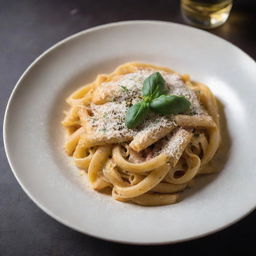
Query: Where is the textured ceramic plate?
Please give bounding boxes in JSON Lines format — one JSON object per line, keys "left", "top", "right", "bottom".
{"left": 3, "top": 21, "right": 256, "bottom": 244}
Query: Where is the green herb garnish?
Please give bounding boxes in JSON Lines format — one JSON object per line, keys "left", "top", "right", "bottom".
{"left": 150, "top": 95, "right": 191, "bottom": 115}
{"left": 124, "top": 72, "right": 191, "bottom": 129}
{"left": 142, "top": 72, "right": 167, "bottom": 101}
{"left": 121, "top": 86, "right": 129, "bottom": 93}
{"left": 125, "top": 101, "right": 150, "bottom": 129}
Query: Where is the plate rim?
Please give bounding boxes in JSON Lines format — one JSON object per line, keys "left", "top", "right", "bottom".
{"left": 3, "top": 20, "right": 256, "bottom": 245}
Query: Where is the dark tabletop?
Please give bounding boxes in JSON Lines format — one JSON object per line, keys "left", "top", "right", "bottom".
{"left": 1, "top": 0, "right": 256, "bottom": 255}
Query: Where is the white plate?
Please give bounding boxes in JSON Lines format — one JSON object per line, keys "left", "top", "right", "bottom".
{"left": 3, "top": 21, "right": 256, "bottom": 244}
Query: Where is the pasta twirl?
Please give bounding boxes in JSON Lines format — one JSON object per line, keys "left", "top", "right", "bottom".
{"left": 62, "top": 62, "right": 221, "bottom": 206}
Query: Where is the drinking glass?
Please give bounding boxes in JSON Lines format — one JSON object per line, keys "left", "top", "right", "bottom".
{"left": 181, "top": 0, "right": 233, "bottom": 29}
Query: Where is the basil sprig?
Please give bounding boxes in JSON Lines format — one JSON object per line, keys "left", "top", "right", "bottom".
{"left": 125, "top": 72, "right": 191, "bottom": 129}
{"left": 150, "top": 94, "right": 191, "bottom": 115}
{"left": 142, "top": 72, "right": 167, "bottom": 101}
{"left": 125, "top": 101, "right": 150, "bottom": 129}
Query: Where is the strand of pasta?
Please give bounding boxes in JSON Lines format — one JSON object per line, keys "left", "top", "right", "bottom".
{"left": 175, "top": 114, "right": 216, "bottom": 128}
{"left": 64, "top": 127, "right": 84, "bottom": 155}
{"left": 66, "top": 75, "right": 107, "bottom": 106}
{"left": 113, "top": 164, "right": 170, "bottom": 198}
{"left": 166, "top": 148, "right": 201, "bottom": 184}
{"left": 129, "top": 124, "right": 175, "bottom": 152}
{"left": 103, "top": 159, "right": 128, "bottom": 187}
{"left": 131, "top": 193, "right": 180, "bottom": 206}
{"left": 129, "top": 174, "right": 144, "bottom": 185}
{"left": 73, "top": 137, "right": 95, "bottom": 170}
{"left": 88, "top": 145, "right": 112, "bottom": 189}
{"left": 112, "top": 145, "right": 169, "bottom": 173}
{"left": 193, "top": 82, "right": 220, "bottom": 165}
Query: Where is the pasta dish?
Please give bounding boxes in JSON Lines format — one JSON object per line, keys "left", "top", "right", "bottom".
{"left": 62, "top": 62, "right": 220, "bottom": 206}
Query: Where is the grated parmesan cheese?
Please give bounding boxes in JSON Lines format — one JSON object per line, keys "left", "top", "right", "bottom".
{"left": 152, "top": 129, "right": 190, "bottom": 160}
{"left": 86, "top": 69, "right": 204, "bottom": 142}
{"left": 159, "top": 132, "right": 185, "bottom": 158}
{"left": 138, "top": 114, "right": 176, "bottom": 137}
{"left": 87, "top": 101, "right": 136, "bottom": 139}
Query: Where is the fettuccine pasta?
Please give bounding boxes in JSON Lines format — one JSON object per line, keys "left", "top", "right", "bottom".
{"left": 62, "top": 62, "right": 221, "bottom": 206}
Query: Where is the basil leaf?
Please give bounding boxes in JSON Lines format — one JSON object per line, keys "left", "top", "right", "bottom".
{"left": 150, "top": 95, "right": 191, "bottom": 115}
{"left": 125, "top": 101, "right": 149, "bottom": 129}
{"left": 142, "top": 72, "right": 167, "bottom": 100}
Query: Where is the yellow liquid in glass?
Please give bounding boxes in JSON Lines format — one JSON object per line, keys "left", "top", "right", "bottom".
{"left": 181, "top": 0, "right": 233, "bottom": 29}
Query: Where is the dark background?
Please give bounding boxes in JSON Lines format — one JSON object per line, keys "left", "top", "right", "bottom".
{"left": 1, "top": 0, "right": 255, "bottom": 255}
